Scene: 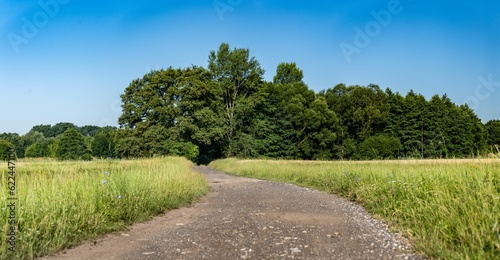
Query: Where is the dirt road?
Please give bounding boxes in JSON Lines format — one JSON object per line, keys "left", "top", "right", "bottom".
{"left": 41, "top": 166, "right": 424, "bottom": 259}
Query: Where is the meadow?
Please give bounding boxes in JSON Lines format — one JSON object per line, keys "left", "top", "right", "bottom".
{"left": 0, "top": 157, "right": 208, "bottom": 259}
{"left": 210, "top": 158, "right": 500, "bottom": 260}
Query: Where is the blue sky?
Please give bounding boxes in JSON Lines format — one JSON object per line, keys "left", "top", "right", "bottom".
{"left": 1, "top": 0, "right": 499, "bottom": 134}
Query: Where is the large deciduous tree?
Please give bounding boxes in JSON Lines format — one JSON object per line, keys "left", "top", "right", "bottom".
{"left": 117, "top": 65, "right": 226, "bottom": 162}
{"left": 208, "top": 43, "right": 264, "bottom": 157}
{"left": 117, "top": 67, "right": 186, "bottom": 157}
{"left": 55, "top": 128, "right": 92, "bottom": 160}
{"left": 324, "top": 84, "right": 388, "bottom": 159}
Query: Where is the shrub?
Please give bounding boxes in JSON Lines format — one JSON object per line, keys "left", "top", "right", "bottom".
{"left": 355, "top": 135, "right": 402, "bottom": 160}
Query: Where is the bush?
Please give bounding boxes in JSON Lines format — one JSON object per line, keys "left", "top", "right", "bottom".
{"left": 166, "top": 141, "right": 200, "bottom": 162}
{"left": 355, "top": 135, "right": 402, "bottom": 160}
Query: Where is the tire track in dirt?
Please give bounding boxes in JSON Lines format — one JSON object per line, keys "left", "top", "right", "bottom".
{"left": 41, "top": 166, "right": 425, "bottom": 259}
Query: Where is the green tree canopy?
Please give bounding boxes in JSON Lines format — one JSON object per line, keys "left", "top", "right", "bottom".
{"left": 0, "top": 133, "right": 25, "bottom": 158}
{"left": 79, "top": 125, "right": 103, "bottom": 137}
{"left": 91, "top": 128, "right": 116, "bottom": 158}
{"left": 111, "top": 42, "right": 494, "bottom": 162}
{"left": 0, "top": 140, "right": 15, "bottom": 161}
{"left": 30, "top": 124, "right": 52, "bottom": 137}
{"left": 25, "top": 139, "right": 54, "bottom": 158}
{"left": 486, "top": 120, "right": 500, "bottom": 147}
{"left": 55, "top": 128, "right": 92, "bottom": 160}
{"left": 273, "top": 62, "right": 303, "bottom": 85}
{"left": 208, "top": 43, "right": 264, "bottom": 157}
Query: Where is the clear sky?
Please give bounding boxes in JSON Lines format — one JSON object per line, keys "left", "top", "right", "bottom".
{"left": 1, "top": 0, "right": 499, "bottom": 135}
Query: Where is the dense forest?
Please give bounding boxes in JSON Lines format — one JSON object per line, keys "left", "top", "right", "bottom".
{"left": 1, "top": 43, "right": 500, "bottom": 163}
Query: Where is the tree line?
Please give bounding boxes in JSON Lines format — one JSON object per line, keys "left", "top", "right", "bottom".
{"left": 1, "top": 43, "right": 499, "bottom": 163}
{"left": 115, "top": 43, "right": 500, "bottom": 163}
{"left": 0, "top": 123, "right": 116, "bottom": 161}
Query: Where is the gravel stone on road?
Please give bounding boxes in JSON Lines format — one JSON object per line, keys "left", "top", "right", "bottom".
{"left": 41, "top": 166, "right": 425, "bottom": 259}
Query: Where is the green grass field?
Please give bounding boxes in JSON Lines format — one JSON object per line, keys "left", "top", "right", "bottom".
{"left": 0, "top": 157, "right": 208, "bottom": 259}
{"left": 210, "top": 158, "right": 500, "bottom": 260}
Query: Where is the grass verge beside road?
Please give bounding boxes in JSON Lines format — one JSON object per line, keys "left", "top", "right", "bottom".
{"left": 0, "top": 157, "right": 208, "bottom": 259}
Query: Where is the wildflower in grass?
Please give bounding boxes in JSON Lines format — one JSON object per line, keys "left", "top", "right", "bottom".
{"left": 105, "top": 171, "right": 109, "bottom": 175}
{"left": 118, "top": 195, "right": 122, "bottom": 199}
{"left": 102, "top": 180, "right": 107, "bottom": 184}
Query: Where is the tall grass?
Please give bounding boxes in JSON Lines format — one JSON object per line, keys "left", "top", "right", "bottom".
{"left": 210, "top": 158, "right": 500, "bottom": 259}
{"left": 0, "top": 157, "right": 208, "bottom": 259}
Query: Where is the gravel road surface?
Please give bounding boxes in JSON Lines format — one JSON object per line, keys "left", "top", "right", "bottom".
{"left": 41, "top": 166, "right": 425, "bottom": 259}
